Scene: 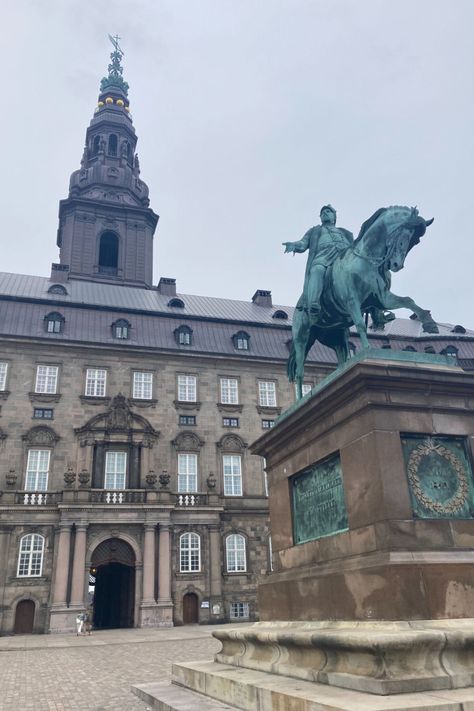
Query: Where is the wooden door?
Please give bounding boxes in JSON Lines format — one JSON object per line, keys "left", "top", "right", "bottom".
{"left": 14, "top": 600, "right": 35, "bottom": 634}
{"left": 182, "top": 593, "right": 199, "bottom": 624}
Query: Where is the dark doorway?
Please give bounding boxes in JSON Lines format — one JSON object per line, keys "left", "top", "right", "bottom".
{"left": 98, "top": 232, "right": 119, "bottom": 275}
{"left": 183, "top": 592, "right": 199, "bottom": 624}
{"left": 93, "top": 563, "right": 135, "bottom": 629}
{"left": 14, "top": 599, "right": 35, "bottom": 634}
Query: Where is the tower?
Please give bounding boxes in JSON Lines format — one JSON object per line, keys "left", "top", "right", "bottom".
{"left": 53, "top": 38, "right": 159, "bottom": 287}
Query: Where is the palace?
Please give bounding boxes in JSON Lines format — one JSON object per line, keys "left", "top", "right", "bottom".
{"left": 1, "top": 47, "right": 473, "bottom": 634}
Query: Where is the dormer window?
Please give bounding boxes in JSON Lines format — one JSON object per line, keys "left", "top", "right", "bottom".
{"left": 175, "top": 325, "right": 193, "bottom": 346}
{"left": 108, "top": 134, "right": 118, "bottom": 156}
{"left": 403, "top": 346, "right": 417, "bottom": 352}
{"left": 47, "top": 284, "right": 68, "bottom": 296}
{"left": 452, "top": 325, "right": 466, "bottom": 334}
{"left": 168, "top": 298, "right": 185, "bottom": 308}
{"left": 112, "top": 319, "right": 130, "bottom": 340}
{"left": 44, "top": 312, "right": 64, "bottom": 334}
{"left": 424, "top": 346, "right": 436, "bottom": 354}
{"left": 272, "top": 310, "right": 288, "bottom": 320}
{"left": 441, "top": 345, "right": 458, "bottom": 358}
{"left": 233, "top": 331, "right": 250, "bottom": 351}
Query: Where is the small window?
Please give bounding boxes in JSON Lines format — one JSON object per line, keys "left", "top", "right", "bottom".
{"left": 48, "top": 284, "right": 68, "bottom": 296}
{"left": 442, "top": 345, "right": 458, "bottom": 358}
{"left": 262, "top": 419, "right": 275, "bottom": 429}
{"left": 178, "top": 453, "right": 198, "bottom": 493}
{"left": 98, "top": 231, "right": 119, "bottom": 275}
{"left": 233, "top": 331, "right": 250, "bottom": 351}
{"left": 226, "top": 534, "right": 246, "bottom": 572}
{"left": 112, "top": 319, "right": 130, "bottom": 340}
{"left": 294, "top": 383, "right": 312, "bottom": 399}
{"left": 403, "top": 345, "right": 417, "bottom": 352}
{"left": 179, "top": 415, "right": 196, "bottom": 426}
{"left": 223, "top": 417, "right": 239, "bottom": 428}
{"left": 230, "top": 602, "right": 250, "bottom": 619}
{"left": 85, "top": 368, "right": 107, "bottom": 397}
{"left": 92, "top": 135, "right": 101, "bottom": 156}
{"left": 177, "top": 375, "right": 197, "bottom": 402}
{"left": 258, "top": 381, "right": 277, "bottom": 408}
{"left": 452, "top": 325, "right": 466, "bottom": 334}
{"left": 272, "top": 310, "right": 288, "bottom": 320}
{"left": 223, "top": 454, "right": 242, "bottom": 496}
{"left": 44, "top": 312, "right": 64, "bottom": 334}
{"left": 175, "top": 325, "right": 193, "bottom": 346}
{"left": 17, "top": 534, "right": 45, "bottom": 577}
{"left": 424, "top": 346, "right": 436, "bottom": 354}
{"left": 168, "top": 298, "right": 185, "bottom": 308}
{"left": 0, "top": 362, "right": 8, "bottom": 391}
{"left": 35, "top": 365, "right": 58, "bottom": 394}
{"left": 132, "top": 371, "right": 152, "bottom": 399}
{"left": 104, "top": 451, "right": 127, "bottom": 489}
{"left": 33, "top": 408, "right": 53, "bottom": 420}
{"left": 25, "top": 449, "right": 50, "bottom": 491}
{"left": 220, "top": 378, "right": 239, "bottom": 405}
{"left": 180, "top": 532, "right": 201, "bottom": 572}
{"left": 108, "top": 134, "right": 118, "bottom": 156}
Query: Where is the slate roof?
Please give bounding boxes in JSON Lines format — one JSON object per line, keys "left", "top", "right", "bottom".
{"left": 0, "top": 271, "right": 473, "bottom": 364}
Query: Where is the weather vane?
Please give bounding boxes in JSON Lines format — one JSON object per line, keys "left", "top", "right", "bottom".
{"left": 108, "top": 34, "right": 124, "bottom": 56}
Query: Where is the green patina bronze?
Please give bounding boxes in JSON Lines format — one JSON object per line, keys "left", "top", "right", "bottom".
{"left": 292, "top": 453, "right": 348, "bottom": 544}
{"left": 284, "top": 205, "right": 438, "bottom": 398}
{"left": 402, "top": 435, "right": 474, "bottom": 519}
{"left": 100, "top": 34, "right": 129, "bottom": 96}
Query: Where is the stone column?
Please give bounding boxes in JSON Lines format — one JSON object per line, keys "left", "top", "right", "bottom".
{"left": 141, "top": 523, "right": 156, "bottom": 604}
{"left": 209, "top": 523, "right": 224, "bottom": 620}
{"left": 158, "top": 522, "right": 172, "bottom": 604}
{"left": 70, "top": 523, "right": 88, "bottom": 607}
{"left": 51, "top": 523, "right": 72, "bottom": 606}
{"left": 0, "top": 526, "right": 12, "bottom": 634}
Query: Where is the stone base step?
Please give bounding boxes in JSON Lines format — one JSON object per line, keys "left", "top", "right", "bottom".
{"left": 138, "top": 660, "right": 474, "bottom": 711}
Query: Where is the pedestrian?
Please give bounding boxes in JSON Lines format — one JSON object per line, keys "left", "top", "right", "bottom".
{"left": 85, "top": 609, "right": 93, "bottom": 635}
{"left": 75, "top": 612, "right": 85, "bottom": 636}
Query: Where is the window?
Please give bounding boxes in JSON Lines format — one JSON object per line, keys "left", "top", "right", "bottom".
{"left": 262, "top": 419, "right": 275, "bottom": 429}
{"left": 226, "top": 534, "right": 246, "bottom": 572}
{"left": 44, "top": 312, "right": 64, "bottom": 334}
{"left": 177, "top": 375, "right": 196, "bottom": 402}
{"left": 133, "top": 371, "right": 152, "bottom": 399}
{"left": 272, "top": 310, "right": 288, "bottom": 320}
{"left": 230, "top": 602, "right": 250, "bottom": 619}
{"left": 175, "top": 325, "right": 193, "bottom": 346}
{"left": 104, "top": 451, "right": 127, "bottom": 489}
{"left": 108, "top": 134, "right": 118, "bottom": 156}
{"left": 85, "top": 368, "right": 107, "bottom": 397}
{"left": 403, "top": 345, "right": 417, "bottom": 352}
{"left": 223, "top": 417, "right": 239, "bottom": 428}
{"left": 92, "top": 135, "right": 101, "bottom": 156}
{"left": 168, "top": 298, "right": 185, "bottom": 308}
{"left": 268, "top": 536, "right": 273, "bottom": 572}
{"left": 0, "top": 362, "right": 7, "bottom": 391}
{"left": 35, "top": 365, "right": 58, "bottom": 394}
{"left": 180, "top": 532, "right": 201, "bottom": 572}
{"left": 258, "top": 381, "right": 276, "bottom": 407}
{"left": 220, "top": 378, "right": 239, "bottom": 404}
{"left": 98, "top": 231, "right": 119, "bottom": 275}
{"left": 233, "top": 331, "right": 250, "bottom": 351}
{"left": 294, "top": 383, "right": 312, "bottom": 398}
{"left": 348, "top": 342, "right": 356, "bottom": 357}
{"left": 223, "top": 455, "right": 242, "bottom": 496}
{"left": 178, "top": 453, "right": 198, "bottom": 493}
{"left": 112, "top": 319, "right": 130, "bottom": 340}
{"left": 424, "top": 346, "right": 436, "bottom": 354}
{"left": 179, "top": 415, "right": 196, "bottom": 426}
{"left": 442, "top": 345, "right": 458, "bottom": 358}
{"left": 33, "top": 408, "right": 53, "bottom": 420}
{"left": 25, "top": 450, "right": 50, "bottom": 491}
{"left": 17, "top": 534, "right": 44, "bottom": 577}
{"left": 48, "top": 284, "right": 68, "bottom": 295}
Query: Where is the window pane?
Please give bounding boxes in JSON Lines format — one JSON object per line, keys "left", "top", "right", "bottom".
{"left": 230, "top": 602, "right": 249, "bottom": 619}
{"left": 133, "top": 371, "right": 152, "bottom": 399}
{"left": 220, "top": 378, "right": 238, "bottom": 404}
{"left": 178, "top": 453, "right": 198, "bottom": 492}
{"left": 35, "top": 365, "right": 58, "bottom": 394}
{"left": 104, "top": 451, "right": 127, "bottom": 489}
{"left": 25, "top": 449, "right": 50, "bottom": 491}
{"left": 258, "top": 381, "right": 276, "bottom": 407}
{"left": 0, "top": 362, "right": 7, "bottom": 391}
{"left": 226, "top": 534, "right": 246, "bottom": 572}
{"left": 180, "top": 532, "right": 201, "bottom": 572}
{"left": 223, "top": 455, "right": 242, "bottom": 496}
{"left": 85, "top": 369, "right": 107, "bottom": 397}
{"left": 17, "top": 534, "right": 44, "bottom": 577}
{"left": 177, "top": 375, "right": 196, "bottom": 402}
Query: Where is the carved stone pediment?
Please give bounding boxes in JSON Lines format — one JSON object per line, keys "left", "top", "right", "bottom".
{"left": 75, "top": 393, "right": 159, "bottom": 446}
{"left": 22, "top": 426, "right": 59, "bottom": 446}
{"left": 172, "top": 431, "right": 204, "bottom": 452}
{"left": 217, "top": 434, "right": 247, "bottom": 451}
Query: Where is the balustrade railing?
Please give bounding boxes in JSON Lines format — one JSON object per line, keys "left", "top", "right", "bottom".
{"left": 89, "top": 489, "right": 146, "bottom": 504}
{"left": 15, "top": 491, "right": 63, "bottom": 505}
{"left": 176, "top": 492, "right": 209, "bottom": 507}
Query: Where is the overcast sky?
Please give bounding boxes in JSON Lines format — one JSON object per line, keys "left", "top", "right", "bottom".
{"left": 1, "top": 0, "right": 473, "bottom": 327}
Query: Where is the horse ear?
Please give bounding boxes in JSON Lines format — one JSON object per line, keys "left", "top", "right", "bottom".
{"left": 425, "top": 218, "right": 434, "bottom": 227}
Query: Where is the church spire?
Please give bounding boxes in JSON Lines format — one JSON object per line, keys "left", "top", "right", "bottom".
{"left": 100, "top": 35, "right": 129, "bottom": 97}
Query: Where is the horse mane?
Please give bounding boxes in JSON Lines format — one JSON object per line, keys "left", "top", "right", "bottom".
{"left": 354, "top": 207, "right": 388, "bottom": 245}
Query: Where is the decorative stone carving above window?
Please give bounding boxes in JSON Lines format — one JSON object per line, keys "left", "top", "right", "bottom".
{"left": 29, "top": 392, "right": 62, "bottom": 404}
{"left": 22, "top": 425, "right": 60, "bottom": 446}
{"left": 217, "top": 403, "right": 243, "bottom": 413}
{"left": 217, "top": 434, "right": 248, "bottom": 451}
{"left": 256, "top": 405, "right": 282, "bottom": 416}
{"left": 173, "top": 400, "right": 202, "bottom": 412}
{"left": 172, "top": 431, "right": 204, "bottom": 452}
{"left": 75, "top": 393, "right": 159, "bottom": 448}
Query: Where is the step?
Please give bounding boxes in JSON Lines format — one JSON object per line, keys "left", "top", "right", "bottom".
{"left": 131, "top": 680, "right": 239, "bottom": 711}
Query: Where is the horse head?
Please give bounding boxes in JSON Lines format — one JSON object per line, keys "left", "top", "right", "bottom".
{"left": 386, "top": 207, "right": 434, "bottom": 272}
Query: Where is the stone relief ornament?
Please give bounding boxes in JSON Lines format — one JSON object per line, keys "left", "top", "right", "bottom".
{"left": 145, "top": 470, "right": 157, "bottom": 488}
{"left": 6, "top": 469, "right": 17, "bottom": 489}
{"left": 78, "top": 469, "right": 91, "bottom": 488}
{"left": 63, "top": 467, "right": 76, "bottom": 487}
{"left": 159, "top": 470, "right": 170, "bottom": 489}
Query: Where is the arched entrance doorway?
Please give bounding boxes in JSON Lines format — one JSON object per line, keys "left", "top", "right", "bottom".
{"left": 14, "top": 599, "right": 35, "bottom": 634}
{"left": 183, "top": 592, "right": 199, "bottom": 624}
{"left": 90, "top": 538, "right": 135, "bottom": 629}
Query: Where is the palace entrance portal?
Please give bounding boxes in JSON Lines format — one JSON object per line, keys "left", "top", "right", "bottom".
{"left": 90, "top": 538, "right": 135, "bottom": 629}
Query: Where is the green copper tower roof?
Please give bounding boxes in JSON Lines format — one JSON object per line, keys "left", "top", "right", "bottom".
{"left": 99, "top": 34, "right": 129, "bottom": 98}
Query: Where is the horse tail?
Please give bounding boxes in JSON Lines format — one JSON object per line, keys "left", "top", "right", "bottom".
{"left": 287, "top": 345, "right": 297, "bottom": 383}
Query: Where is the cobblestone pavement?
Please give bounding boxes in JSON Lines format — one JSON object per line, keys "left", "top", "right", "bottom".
{"left": 0, "top": 626, "right": 224, "bottom": 710}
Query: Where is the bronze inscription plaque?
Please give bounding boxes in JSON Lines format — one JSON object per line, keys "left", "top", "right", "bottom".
{"left": 402, "top": 435, "right": 474, "bottom": 519}
{"left": 292, "top": 453, "right": 348, "bottom": 544}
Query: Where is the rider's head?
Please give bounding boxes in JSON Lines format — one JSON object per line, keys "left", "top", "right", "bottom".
{"left": 320, "top": 205, "right": 337, "bottom": 225}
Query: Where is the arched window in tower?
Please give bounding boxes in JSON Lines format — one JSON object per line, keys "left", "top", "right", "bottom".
{"left": 92, "top": 135, "right": 101, "bottom": 156}
{"left": 98, "top": 232, "right": 119, "bottom": 275}
{"left": 108, "top": 134, "right": 118, "bottom": 156}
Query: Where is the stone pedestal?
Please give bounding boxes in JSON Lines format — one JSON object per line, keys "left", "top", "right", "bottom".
{"left": 134, "top": 352, "right": 474, "bottom": 709}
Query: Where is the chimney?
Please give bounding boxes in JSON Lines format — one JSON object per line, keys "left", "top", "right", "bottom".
{"left": 157, "top": 277, "right": 177, "bottom": 296}
{"left": 252, "top": 289, "right": 272, "bottom": 307}
{"left": 50, "top": 263, "right": 69, "bottom": 283}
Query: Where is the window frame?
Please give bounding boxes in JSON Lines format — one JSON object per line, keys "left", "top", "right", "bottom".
{"left": 223, "top": 417, "right": 239, "bottom": 428}
{"left": 33, "top": 408, "right": 54, "bottom": 420}
{"left": 178, "top": 453, "right": 198, "bottom": 493}
{"left": 233, "top": 331, "right": 250, "bottom": 351}
{"left": 35, "top": 365, "right": 59, "bottom": 395}
{"left": 179, "top": 532, "right": 201, "bottom": 572}
{"left": 0, "top": 362, "right": 8, "bottom": 391}
{"left": 226, "top": 533, "right": 247, "bottom": 572}
{"left": 179, "top": 415, "right": 196, "bottom": 426}
{"left": 25, "top": 449, "right": 51, "bottom": 491}
{"left": 132, "top": 371, "right": 153, "bottom": 400}
{"left": 220, "top": 377, "right": 239, "bottom": 405}
{"left": 258, "top": 380, "right": 277, "bottom": 408}
{"left": 223, "top": 454, "right": 243, "bottom": 496}
{"left": 104, "top": 450, "right": 128, "bottom": 490}
{"left": 85, "top": 368, "right": 107, "bottom": 397}
{"left": 112, "top": 319, "right": 130, "bottom": 340}
{"left": 44, "top": 312, "right": 65, "bottom": 334}
{"left": 230, "top": 601, "right": 250, "bottom": 619}
{"left": 17, "top": 534, "right": 45, "bottom": 577}
{"left": 177, "top": 374, "right": 197, "bottom": 402}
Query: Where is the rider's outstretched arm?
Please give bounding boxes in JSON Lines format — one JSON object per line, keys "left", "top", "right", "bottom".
{"left": 282, "top": 229, "right": 311, "bottom": 254}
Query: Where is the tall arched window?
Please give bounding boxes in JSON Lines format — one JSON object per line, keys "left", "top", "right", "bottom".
{"left": 92, "top": 135, "right": 101, "bottom": 156}
{"left": 108, "top": 134, "right": 118, "bottom": 156}
{"left": 17, "top": 534, "right": 44, "bottom": 577}
{"left": 179, "top": 532, "right": 201, "bottom": 572}
{"left": 98, "top": 232, "right": 119, "bottom": 275}
{"left": 226, "top": 534, "right": 246, "bottom": 572}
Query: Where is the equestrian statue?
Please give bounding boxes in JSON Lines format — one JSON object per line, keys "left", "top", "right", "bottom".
{"left": 283, "top": 204, "right": 438, "bottom": 398}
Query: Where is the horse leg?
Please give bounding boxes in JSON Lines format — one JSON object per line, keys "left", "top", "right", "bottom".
{"left": 382, "top": 293, "right": 439, "bottom": 333}
{"left": 292, "top": 308, "right": 310, "bottom": 399}
{"left": 346, "top": 297, "right": 370, "bottom": 349}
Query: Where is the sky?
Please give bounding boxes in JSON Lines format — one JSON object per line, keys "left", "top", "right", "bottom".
{"left": 1, "top": 0, "right": 473, "bottom": 327}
